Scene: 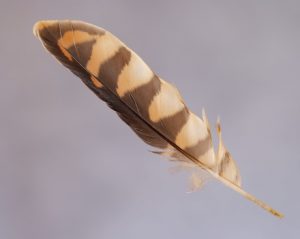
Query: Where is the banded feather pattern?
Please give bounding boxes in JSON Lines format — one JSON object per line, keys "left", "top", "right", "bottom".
{"left": 33, "top": 20, "right": 283, "bottom": 218}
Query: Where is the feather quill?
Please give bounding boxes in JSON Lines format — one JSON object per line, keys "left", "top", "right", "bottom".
{"left": 33, "top": 20, "right": 283, "bottom": 218}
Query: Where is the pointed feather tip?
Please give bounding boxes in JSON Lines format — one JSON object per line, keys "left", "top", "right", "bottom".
{"left": 201, "top": 108, "right": 211, "bottom": 131}
{"left": 33, "top": 21, "right": 47, "bottom": 37}
{"left": 201, "top": 108, "right": 206, "bottom": 119}
{"left": 272, "top": 209, "right": 284, "bottom": 218}
{"left": 216, "top": 116, "right": 221, "bottom": 135}
{"left": 33, "top": 20, "right": 57, "bottom": 38}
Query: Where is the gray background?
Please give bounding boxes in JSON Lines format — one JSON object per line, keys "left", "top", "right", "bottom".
{"left": 0, "top": 0, "right": 299, "bottom": 238}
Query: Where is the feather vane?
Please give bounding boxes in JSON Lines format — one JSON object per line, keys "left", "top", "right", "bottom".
{"left": 33, "top": 20, "right": 283, "bottom": 218}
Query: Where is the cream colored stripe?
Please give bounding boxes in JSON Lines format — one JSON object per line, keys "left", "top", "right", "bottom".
{"left": 57, "top": 30, "right": 95, "bottom": 62}
{"left": 148, "top": 80, "right": 185, "bottom": 122}
{"left": 116, "top": 52, "right": 153, "bottom": 97}
{"left": 58, "top": 30, "right": 93, "bottom": 48}
{"left": 197, "top": 147, "right": 216, "bottom": 168}
{"left": 86, "top": 32, "right": 122, "bottom": 77}
{"left": 175, "top": 113, "right": 208, "bottom": 148}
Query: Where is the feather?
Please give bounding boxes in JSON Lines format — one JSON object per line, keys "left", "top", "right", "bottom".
{"left": 33, "top": 20, "right": 283, "bottom": 218}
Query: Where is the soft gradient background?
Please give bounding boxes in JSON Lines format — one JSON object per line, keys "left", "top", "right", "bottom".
{"left": 1, "top": 0, "right": 299, "bottom": 238}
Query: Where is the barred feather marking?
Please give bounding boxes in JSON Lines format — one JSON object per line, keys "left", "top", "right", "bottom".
{"left": 176, "top": 113, "right": 210, "bottom": 151}
{"left": 98, "top": 46, "right": 131, "bottom": 92}
{"left": 175, "top": 112, "right": 215, "bottom": 167}
{"left": 122, "top": 75, "right": 161, "bottom": 118}
{"left": 216, "top": 118, "right": 241, "bottom": 186}
{"left": 148, "top": 80, "right": 186, "bottom": 122}
{"left": 116, "top": 52, "right": 153, "bottom": 97}
{"left": 58, "top": 31, "right": 92, "bottom": 48}
{"left": 33, "top": 20, "right": 283, "bottom": 218}
{"left": 86, "top": 33, "right": 122, "bottom": 78}
{"left": 154, "top": 107, "right": 189, "bottom": 142}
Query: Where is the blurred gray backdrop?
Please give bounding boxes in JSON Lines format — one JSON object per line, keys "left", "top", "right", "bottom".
{"left": 0, "top": 0, "right": 299, "bottom": 238}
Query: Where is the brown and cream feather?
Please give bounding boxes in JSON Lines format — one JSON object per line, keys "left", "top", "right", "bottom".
{"left": 33, "top": 20, "right": 283, "bottom": 218}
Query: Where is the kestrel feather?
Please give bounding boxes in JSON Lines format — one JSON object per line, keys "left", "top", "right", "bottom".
{"left": 33, "top": 20, "right": 283, "bottom": 218}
